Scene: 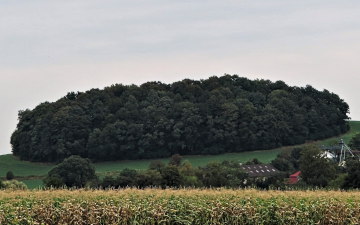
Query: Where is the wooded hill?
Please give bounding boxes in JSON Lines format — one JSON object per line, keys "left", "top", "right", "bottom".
{"left": 11, "top": 75, "right": 350, "bottom": 162}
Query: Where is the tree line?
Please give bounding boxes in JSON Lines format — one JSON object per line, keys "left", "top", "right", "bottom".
{"left": 11, "top": 75, "right": 350, "bottom": 162}
{"left": 44, "top": 144, "right": 360, "bottom": 190}
{"left": 44, "top": 154, "right": 285, "bottom": 189}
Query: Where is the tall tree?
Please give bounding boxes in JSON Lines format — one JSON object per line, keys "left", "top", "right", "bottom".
{"left": 299, "top": 145, "right": 337, "bottom": 187}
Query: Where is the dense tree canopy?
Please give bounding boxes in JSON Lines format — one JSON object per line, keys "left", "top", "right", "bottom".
{"left": 11, "top": 75, "right": 350, "bottom": 162}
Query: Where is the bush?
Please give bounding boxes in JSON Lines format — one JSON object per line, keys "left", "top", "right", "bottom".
{"left": 328, "top": 174, "right": 347, "bottom": 189}
{"left": 149, "top": 160, "right": 165, "bottom": 171}
{"left": 44, "top": 155, "right": 97, "bottom": 188}
{"left": 43, "top": 176, "right": 64, "bottom": 188}
{"left": 2, "top": 180, "right": 27, "bottom": 190}
{"left": 6, "top": 171, "right": 14, "bottom": 180}
{"left": 342, "top": 159, "right": 360, "bottom": 189}
{"left": 169, "top": 154, "right": 182, "bottom": 166}
{"left": 160, "top": 165, "right": 182, "bottom": 187}
{"left": 101, "top": 176, "right": 117, "bottom": 188}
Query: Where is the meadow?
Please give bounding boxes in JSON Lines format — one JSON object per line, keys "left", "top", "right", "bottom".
{"left": 1, "top": 121, "right": 359, "bottom": 189}
{"left": 0, "top": 188, "right": 360, "bottom": 224}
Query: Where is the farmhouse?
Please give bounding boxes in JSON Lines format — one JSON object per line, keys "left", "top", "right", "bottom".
{"left": 241, "top": 164, "right": 279, "bottom": 177}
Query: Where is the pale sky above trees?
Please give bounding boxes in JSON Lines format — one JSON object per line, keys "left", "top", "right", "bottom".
{"left": 0, "top": 0, "right": 359, "bottom": 154}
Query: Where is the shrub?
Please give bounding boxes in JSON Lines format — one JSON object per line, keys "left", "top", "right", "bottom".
{"left": 44, "top": 155, "right": 96, "bottom": 188}
{"left": 2, "top": 180, "right": 27, "bottom": 190}
{"left": 6, "top": 171, "right": 15, "bottom": 180}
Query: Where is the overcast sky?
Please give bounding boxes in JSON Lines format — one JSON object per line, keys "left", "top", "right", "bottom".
{"left": 1, "top": 0, "right": 359, "bottom": 155}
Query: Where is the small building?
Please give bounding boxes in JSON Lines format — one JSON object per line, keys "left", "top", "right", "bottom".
{"left": 241, "top": 164, "right": 280, "bottom": 177}
{"left": 287, "top": 171, "right": 301, "bottom": 184}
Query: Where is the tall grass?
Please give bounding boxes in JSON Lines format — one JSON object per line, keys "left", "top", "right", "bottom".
{"left": 0, "top": 189, "right": 359, "bottom": 224}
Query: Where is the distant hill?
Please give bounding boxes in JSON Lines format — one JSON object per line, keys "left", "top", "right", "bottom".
{"left": 11, "top": 75, "right": 350, "bottom": 162}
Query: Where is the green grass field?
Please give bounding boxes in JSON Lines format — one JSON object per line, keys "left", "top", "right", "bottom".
{"left": 320, "top": 120, "right": 360, "bottom": 145}
{"left": 94, "top": 148, "right": 282, "bottom": 174}
{"left": 0, "top": 154, "right": 53, "bottom": 177}
{"left": 1, "top": 121, "right": 359, "bottom": 188}
{"left": 21, "top": 179, "right": 44, "bottom": 189}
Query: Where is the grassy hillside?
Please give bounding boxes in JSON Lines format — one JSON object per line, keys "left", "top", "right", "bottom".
{"left": 94, "top": 148, "right": 281, "bottom": 174}
{"left": 1, "top": 121, "right": 359, "bottom": 188}
{"left": 0, "top": 154, "right": 53, "bottom": 177}
{"left": 320, "top": 120, "right": 360, "bottom": 145}
{"left": 0, "top": 148, "right": 282, "bottom": 178}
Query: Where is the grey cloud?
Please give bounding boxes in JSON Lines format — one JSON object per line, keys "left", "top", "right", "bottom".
{"left": 2, "top": 0, "right": 359, "bottom": 67}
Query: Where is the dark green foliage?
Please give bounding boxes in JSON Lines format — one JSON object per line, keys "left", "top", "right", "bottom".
{"left": 169, "top": 154, "right": 182, "bottom": 166}
{"left": 271, "top": 157, "right": 294, "bottom": 172}
{"left": 116, "top": 169, "right": 138, "bottom": 187}
{"left": 6, "top": 171, "right": 14, "bottom": 180}
{"left": 44, "top": 155, "right": 96, "bottom": 187}
{"left": 349, "top": 133, "right": 360, "bottom": 150}
{"left": 254, "top": 172, "right": 287, "bottom": 189}
{"left": 299, "top": 145, "right": 337, "bottom": 187}
{"left": 342, "top": 159, "right": 360, "bottom": 189}
{"left": 43, "top": 176, "right": 64, "bottom": 188}
{"left": 197, "top": 161, "right": 248, "bottom": 188}
{"left": 245, "top": 158, "right": 262, "bottom": 165}
{"left": 11, "top": 75, "right": 350, "bottom": 162}
{"left": 271, "top": 147, "right": 303, "bottom": 172}
{"left": 100, "top": 159, "right": 250, "bottom": 188}
{"left": 160, "top": 165, "right": 182, "bottom": 187}
{"left": 101, "top": 176, "right": 116, "bottom": 188}
{"left": 148, "top": 160, "right": 165, "bottom": 172}
{"left": 135, "top": 170, "right": 163, "bottom": 188}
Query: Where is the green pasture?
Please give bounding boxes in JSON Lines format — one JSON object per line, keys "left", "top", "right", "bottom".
{"left": 94, "top": 148, "right": 281, "bottom": 174}
{"left": 0, "top": 154, "right": 54, "bottom": 177}
{"left": 21, "top": 179, "right": 43, "bottom": 189}
{"left": 319, "top": 120, "right": 360, "bottom": 146}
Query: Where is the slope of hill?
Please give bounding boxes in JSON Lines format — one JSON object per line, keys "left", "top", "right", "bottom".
{"left": 11, "top": 75, "right": 349, "bottom": 163}
{"left": 2, "top": 121, "right": 359, "bottom": 189}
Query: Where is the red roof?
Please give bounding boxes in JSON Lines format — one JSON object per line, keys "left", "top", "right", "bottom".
{"left": 286, "top": 171, "right": 301, "bottom": 185}
{"left": 287, "top": 177, "right": 299, "bottom": 184}
{"left": 290, "top": 171, "right": 301, "bottom": 178}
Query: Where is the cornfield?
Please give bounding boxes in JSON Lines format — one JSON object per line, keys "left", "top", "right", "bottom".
{"left": 0, "top": 188, "right": 360, "bottom": 224}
